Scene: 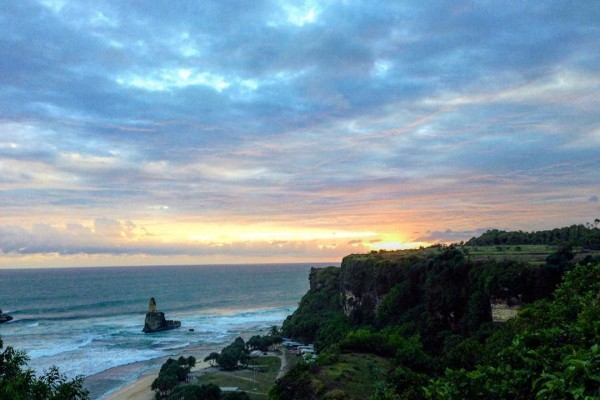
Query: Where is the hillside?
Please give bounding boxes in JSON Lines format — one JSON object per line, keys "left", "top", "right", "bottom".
{"left": 274, "top": 226, "right": 600, "bottom": 399}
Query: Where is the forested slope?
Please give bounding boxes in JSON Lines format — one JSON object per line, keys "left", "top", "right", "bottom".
{"left": 274, "top": 226, "right": 600, "bottom": 400}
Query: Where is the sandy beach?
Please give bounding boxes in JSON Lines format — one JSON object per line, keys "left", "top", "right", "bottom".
{"left": 104, "top": 361, "right": 213, "bottom": 400}
{"left": 104, "top": 373, "right": 156, "bottom": 400}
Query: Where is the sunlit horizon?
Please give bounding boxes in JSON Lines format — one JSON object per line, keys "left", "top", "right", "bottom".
{"left": 1, "top": 1, "right": 598, "bottom": 268}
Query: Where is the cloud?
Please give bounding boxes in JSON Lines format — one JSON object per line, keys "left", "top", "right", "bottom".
{"left": 417, "top": 228, "right": 494, "bottom": 244}
{"left": 0, "top": 220, "right": 373, "bottom": 263}
{"left": 0, "top": 1, "right": 599, "bottom": 266}
{"left": 590, "top": 195, "right": 599, "bottom": 203}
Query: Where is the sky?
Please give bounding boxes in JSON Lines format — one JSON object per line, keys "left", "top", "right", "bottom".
{"left": 0, "top": 1, "right": 599, "bottom": 268}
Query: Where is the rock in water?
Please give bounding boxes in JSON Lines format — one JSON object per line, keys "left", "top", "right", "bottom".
{"left": 142, "top": 298, "right": 181, "bottom": 333}
{"left": 0, "top": 309, "right": 13, "bottom": 323}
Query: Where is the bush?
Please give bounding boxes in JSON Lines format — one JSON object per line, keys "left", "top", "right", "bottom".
{"left": 423, "top": 263, "right": 600, "bottom": 399}
{"left": 0, "top": 337, "right": 89, "bottom": 400}
{"left": 215, "top": 337, "right": 249, "bottom": 371}
{"left": 222, "top": 391, "right": 251, "bottom": 400}
{"left": 323, "top": 388, "right": 348, "bottom": 399}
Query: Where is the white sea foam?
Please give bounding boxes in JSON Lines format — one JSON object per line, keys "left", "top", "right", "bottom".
{"left": 12, "top": 305, "right": 294, "bottom": 379}
{"left": 0, "top": 263, "right": 319, "bottom": 399}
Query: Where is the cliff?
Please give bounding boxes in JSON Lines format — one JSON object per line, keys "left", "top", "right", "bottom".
{"left": 272, "top": 260, "right": 600, "bottom": 400}
{"left": 281, "top": 266, "right": 344, "bottom": 344}
{"left": 273, "top": 227, "right": 600, "bottom": 400}
{"left": 142, "top": 298, "right": 181, "bottom": 333}
{"left": 283, "top": 243, "right": 590, "bottom": 348}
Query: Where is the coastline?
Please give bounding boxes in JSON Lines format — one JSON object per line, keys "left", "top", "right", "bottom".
{"left": 94, "top": 327, "right": 266, "bottom": 400}
{"left": 85, "top": 327, "right": 288, "bottom": 399}
{"left": 104, "top": 361, "right": 212, "bottom": 400}
{"left": 104, "top": 373, "right": 156, "bottom": 400}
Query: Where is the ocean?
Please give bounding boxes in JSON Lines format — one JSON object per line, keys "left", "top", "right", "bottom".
{"left": 0, "top": 263, "right": 331, "bottom": 399}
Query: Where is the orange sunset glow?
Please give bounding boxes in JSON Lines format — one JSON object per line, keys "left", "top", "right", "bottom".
{"left": 0, "top": 2, "right": 598, "bottom": 268}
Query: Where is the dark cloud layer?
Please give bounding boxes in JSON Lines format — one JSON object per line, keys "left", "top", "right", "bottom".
{"left": 0, "top": 1, "right": 599, "bottom": 264}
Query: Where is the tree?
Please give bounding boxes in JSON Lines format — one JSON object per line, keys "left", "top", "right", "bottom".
{"left": 269, "top": 325, "right": 281, "bottom": 337}
{"left": 186, "top": 356, "right": 196, "bottom": 368}
{"left": 197, "top": 383, "right": 221, "bottom": 400}
{"left": 214, "top": 337, "right": 249, "bottom": 370}
{"left": 423, "top": 263, "right": 600, "bottom": 399}
{"left": 152, "top": 356, "right": 198, "bottom": 398}
{"left": 222, "top": 391, "right": 251, "bottom": 400}
{"left": 204, "top": 352, "right": 220, "bottom": 367}
{"left": 151, "top": 372, "right": 178, "bottom": 398}
{"left": 217, "top": 350, "right": 239, "bottom": 371}
{"left": 0, "top": 336, "right": 89, "bottom": 400}
{"left": 168, "top": 384, "right": 204, "bottom": 400}
{"left": 168, "top": 383, "right": 221, "bottom": 400}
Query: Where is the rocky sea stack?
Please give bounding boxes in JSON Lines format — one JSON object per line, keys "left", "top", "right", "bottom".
{"left": 142, "top": 298, "right": 181, "bottom": 333}
{"left": 0, "top": 309, "right": 13, "bottom": 323}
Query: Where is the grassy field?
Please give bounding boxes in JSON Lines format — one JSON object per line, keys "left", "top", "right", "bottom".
{"left": 374, "top": 244, "right": 599, "bottom": 266}
{"left": 312, "top": 353, "right": 390, "bottom": 400}
{"left": 195, "top": 355, "right": 281, "bottom": 399}
{"left": 464, "top": 244, "right": 557, "bottom": 264}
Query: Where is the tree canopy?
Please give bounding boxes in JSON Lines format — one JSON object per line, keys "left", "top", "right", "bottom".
{"left": 273, "top": 233, "right": 600, "bottom": 400}
{"left": 0, "top": 337, "right": 89, "bottom": 400}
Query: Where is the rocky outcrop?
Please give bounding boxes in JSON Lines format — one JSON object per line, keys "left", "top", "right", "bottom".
{"left": 142, "top": 298, "right": 181, "bottom": 333}
{"left": 0, "top": 309, "right": 13, "bottom": 323}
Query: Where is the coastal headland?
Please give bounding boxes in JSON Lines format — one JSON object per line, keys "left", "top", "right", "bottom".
{"left": 2, "top": 225, "right": 598, "bottom": 400}
{"left": 103, "top": 225, "right": 600, "bottom": 400}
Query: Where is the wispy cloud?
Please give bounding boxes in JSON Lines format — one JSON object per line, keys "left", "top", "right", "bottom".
{"left": 0, "top": 1, "right": 599, "bottom": 266}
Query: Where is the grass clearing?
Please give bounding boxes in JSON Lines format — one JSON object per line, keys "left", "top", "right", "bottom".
{"left": 464, "top": 244, "right": 557, "bottom": 265}
{"left": 194, "top": 355, "right": 280, "bottom": 400}
{"left": 313, "top": 353, "right": 390, "bottom": 400}
{"left": 375, "top": 245, "right": 600, "bottom": 267}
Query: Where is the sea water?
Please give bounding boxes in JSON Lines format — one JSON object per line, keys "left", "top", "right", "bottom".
{"left": 0, "top": 263, "right": 331, "bottom": 399}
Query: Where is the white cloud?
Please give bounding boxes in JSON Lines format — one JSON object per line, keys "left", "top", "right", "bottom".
{"left": 117, "top": 69, "right": 230, "bottom": 92}
{"left": 372, "top": 59, "right": 391, "bottom": 77}
{"left": 1, "top": 1, "right": 599, "bottom": 266}
{"left": 266, "top": 1, "right": 322, "bottom": 27}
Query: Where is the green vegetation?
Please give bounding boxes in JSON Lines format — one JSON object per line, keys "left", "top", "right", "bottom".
{"left": 424, "top": 263, "right": 600, "bottom": 399}
{"left": 205, "top": 328, "right": 282, "bottom": 372}
{"left": 466, "top": 223, "right": 600, "bottom": 249}
{"left": 152, "top": 351, "right": 263, "bottom": 400}
{"left": 273, "top": 224, "right": 600, "bottom": 400}
{"left": 282, "top": 266, "right": 349, "bottom": 348}
{"left": 247, "top": 332, "right": 283, "bottom": 352}
{"left": 166, "top": 332, "right": 283, "bottom": 400}
{"left": 0, "top": 336, "right": 89, "bottom": 400}
{"left": 151, "top": 356, "right": 197, "bottom": 399}
{"left": 216, "top": 338, "right": 249, "bottom": 371}
{"left": 269, "top": 353, "right": 389, "bottom": 400}
{"left": 197, "top": 355, "right": 280, "bottom": 400}
{"left": 3, "top": 224, "right": 598, "bottom": 400}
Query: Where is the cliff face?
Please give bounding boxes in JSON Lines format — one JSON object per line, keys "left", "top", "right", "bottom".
{"left": 281, "top": 266, "right": 343, "bottom": 343}
{"left": 339, "top": 253, "right": 422, "bottom": 324}
{"left": 284, "top": 246, "right": 576, "bottom": 348}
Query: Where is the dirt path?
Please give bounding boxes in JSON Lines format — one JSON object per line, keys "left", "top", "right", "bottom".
{"left": 276, "top": 348, "right": 289, "bottom": 380}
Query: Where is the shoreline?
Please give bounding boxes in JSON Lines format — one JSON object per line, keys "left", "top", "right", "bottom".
{"left": 103, "top": 373, "right": 156, "bottom": 400}
{"left": 104, "top": 361, "right": 213, "bottom": 400}
{"left": 94, "top": 327, "right": 266, "bottom": 400}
